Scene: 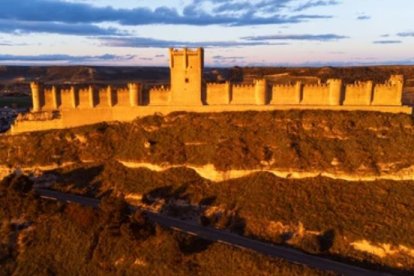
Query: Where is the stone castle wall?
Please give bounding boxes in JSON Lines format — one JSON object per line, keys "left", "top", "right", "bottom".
{"left": 206, "top": 82, "right": 230, "bottom": 105}
{"left": 271, "top": 83, "right": 302, "bottom": 105}
{"left": 27, "top": 74, "right": 407, "bottom": 115}
{"left": 343, "top": 81, "right": 373, "bottom": 105}
{"left": 10, "top": 47, "right": 412, "bottom": 134}
{"left": 204, "top": 76, "right": 402, "bottom": 107}
{"left": 30, "top": 83, "right": 143, "bottom": 112}
{"left": 148, "top": 86, "right": 172, "bottom": 105}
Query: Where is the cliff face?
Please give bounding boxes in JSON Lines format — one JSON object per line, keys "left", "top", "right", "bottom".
{"left": 1, "top": 110, "right": 414, "bottom": 179}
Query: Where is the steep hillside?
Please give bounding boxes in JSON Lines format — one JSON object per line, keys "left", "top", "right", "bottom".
{"left": 0, "top": 174, "right": 324, "bottom": 275}
{"left": 1, "top": 110, "right": 414, "bottom": 273}
{"left": 2, "top": 110, "right": 414, "bottom": 177}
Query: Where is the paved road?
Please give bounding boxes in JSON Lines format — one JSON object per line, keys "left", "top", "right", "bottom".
{"left": 37, "top": 189, "right": 388, "bottom": 276}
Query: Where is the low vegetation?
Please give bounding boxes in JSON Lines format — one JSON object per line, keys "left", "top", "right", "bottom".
{"left": 1, "top": 110, "right": 414, "bottom": 273}
{"left": 0, "top": 173, "right": 327, "bottom": 275}
{"left": 1, "top": 110, "right": 414, "bottom": 176}
{"left": 47, "top": 162, "right": 414, "bottom": 271}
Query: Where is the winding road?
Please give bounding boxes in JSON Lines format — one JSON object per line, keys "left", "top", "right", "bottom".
{"left": 37, "top": 188, "right": 389, "bottom": 276}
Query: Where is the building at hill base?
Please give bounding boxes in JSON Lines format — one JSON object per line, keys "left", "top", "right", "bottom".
{"left": 10, "top": 48, "right": 413, "bottom": 134}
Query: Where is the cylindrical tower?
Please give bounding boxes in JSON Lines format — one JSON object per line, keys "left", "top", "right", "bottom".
{"left": 366, "top": 81, "right": 374, "bottom": 105}
{"left": 106, "top": 86, "right": 113, "bottom": 107}
{"left": 88, "top": 86, "right": 95, "bottom": 108}
{"left": 30, "top": 82, "right": 41, "bottom": 112}
{"left": 128, "top": 83, "right": 139, "bottom": 107}
{"left": 295, "top": 81, "right": 303, "bottom": 104}
{"left": 52, "top": 86, "right": 59, "bottom": 110}
{"left": 70, "top": 86, "right": 77, "bottom": 108}
{"left": 328, "top": 79, "right": 343, "bottom": 105}
{"left": 225, "top": 81, "right": 231, "bottom": 104}
{"left": 254, "top": 79, "right": 268, "bottom": 105}
{"left": 390, "top": 75, "right": 404, "bottom": 105}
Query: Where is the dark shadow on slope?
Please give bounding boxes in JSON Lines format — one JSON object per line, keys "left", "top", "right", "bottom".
{"left": 199, "top": 196, "right": 216, "bottom": 206}
{"left": 52, "top": 165, "right": 104, "bottom": 197}
{"left": 174, "top": 232, "right": 214, "bottom": 255}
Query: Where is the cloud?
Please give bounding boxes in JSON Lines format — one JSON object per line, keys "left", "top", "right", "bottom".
{"left": 0, "top": 0, "right": 333, "bottom": 28}
{"left": 0, "top": 54, "right": 135, "bottom": 64}
{"left": 0, "top": 40, "right": 27, "bottom": 46}
{"left": 242, "top": 33, "right": 348, "bottom": 41}
{"left": 0, "top": 19, "right": 124, "bottom": 36}
{"left": 265, "top": 58, "right": 414, "bottom": 67}
{"left": 99, "top": 36, "right": 278, "bottom": 48}
{"left": 397, "top": 32, "right": 414, "bottom": 37}
{"left": 373, "top": 40, "right": 402, "bottom": 44}
{"left": 293, "top": 0, "right": 340, "bottom": 12}
{"left": 356, "top": 15, "right": 370, "bottom": 20}
{"left": 212, "top": 55, "right": 245, "bottom": 60}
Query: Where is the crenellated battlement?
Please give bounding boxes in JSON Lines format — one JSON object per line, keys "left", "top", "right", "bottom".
{"left": 304, "top": 83, "right": 329, "bottom": 88}
{"left": 148, "top": 86, "right": 172, "bottom": 106}
{"left": 347, "top": 81, "right": 372, "bottom": 89}
{"left": 372, "top": 75, "right": 403, "bottom": 106}
{"left": 28, "top": 71, "right": 407, "bottom": 112}
{"left": 30, "top": 83, "right": 142, "bottom": 111}
{"left": 206, "top": 82, "right": 228, "bottom": 87}
{"left": 12, "top": 49, "right": 411, "bottom": 134}
{"left": 232, "top": 83, "right": 255, "bottom": 88}
{"left": 374, "top": 83, "right": 398, "bottom": 89}
{"left": 273, "top": 83, "right": 296, "bottom": 88}
{"left": 149, "top": 85, "right": 171, "bottom": 93}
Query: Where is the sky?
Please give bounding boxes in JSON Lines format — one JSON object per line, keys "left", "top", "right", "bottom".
{"left": 0, "top": 0, "right": 413, "bottom": 66}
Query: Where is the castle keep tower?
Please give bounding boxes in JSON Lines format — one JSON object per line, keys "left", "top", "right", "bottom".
{"left": 169, "top": 48, "right": 203, "bottom": 105}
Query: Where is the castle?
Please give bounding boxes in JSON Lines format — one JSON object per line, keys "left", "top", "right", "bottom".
{"left": 10, "top": 48, "right": 412, "bottom": 134}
